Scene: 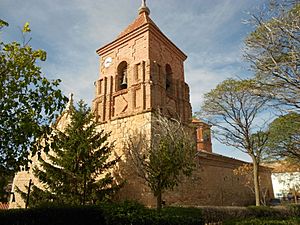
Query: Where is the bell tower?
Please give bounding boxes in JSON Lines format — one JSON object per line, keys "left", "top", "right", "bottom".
{"left": 93, "top": 0, "right": 192, "bottom": 123}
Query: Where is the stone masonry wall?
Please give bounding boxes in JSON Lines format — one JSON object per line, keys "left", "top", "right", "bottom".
{"left": 9, "top": 110, "right": 274, "bottom": 208}
{"left": 96, "top": 111, "right": 274, "bottom": 207}
{"left": 163, "top": 154, "right": 274, "bottom": 207}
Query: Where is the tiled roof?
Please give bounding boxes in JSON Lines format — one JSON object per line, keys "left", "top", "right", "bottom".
{"left": 117, "top": 12, "right": 159, "bottom": 39}
{"left": 97, "top": 6, "right": 187, "bottom": 60}
{"left": 192, "top": 118, "right": 202, "bottom": 123}
{"left": 0, "top": 203, "right": 9, "bottom": 210}
{"left": 264, "top": 161, "right": 300, "bottom": 173}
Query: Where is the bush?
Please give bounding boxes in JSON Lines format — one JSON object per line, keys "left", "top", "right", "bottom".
{"left": 288, "top": 204, "right": 300, "bottom": 216}
{"left": 161, "top": 207, "right": 203, "bottom": 225}
{"left": 102, "top": 202, "right": 204, "bottom": 225}
{"left": 0, "top": 202, "right": 204, "bottom": 225}
{"left": 101, "top": 201, "right": 150, "bottom": 225}
{"left": 200, "top": 206, "right": 249, "bottom": 222}
{"left": 247, "top": 206, "right": 289, "bottom": 218}
{"left": 223, "top": 218, "right": 300, "bottom": 225}
{"left": 0, "top": 206, "right": 105, "bottom": 225}
{"left": 199, "top": 205, "right": 291, "bottom": 223}
{"left": 1, "top": 203, "right": 298, "bottom": 225}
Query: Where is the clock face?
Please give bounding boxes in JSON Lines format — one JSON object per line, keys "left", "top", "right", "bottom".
{"left": 104, "top": 57, "right": 112, "bottom": 68}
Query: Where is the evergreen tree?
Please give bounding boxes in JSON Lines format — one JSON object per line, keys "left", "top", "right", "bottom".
{"left": 22, "top": 100, "right": 120, "bottom": 207}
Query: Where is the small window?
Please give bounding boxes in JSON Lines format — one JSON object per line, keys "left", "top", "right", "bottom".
{"left": 117, "top": 61, "right": 128, "bottom": 90}
{"left": 165, "top": 64, "right": 172, "bottom": 90}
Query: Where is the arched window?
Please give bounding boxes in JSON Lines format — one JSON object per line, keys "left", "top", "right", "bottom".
{"left": 117, "top": 61, "right": 128, "bottom": 90}
{"left": 165, "top": 64, "right": 172, "bottom": 90}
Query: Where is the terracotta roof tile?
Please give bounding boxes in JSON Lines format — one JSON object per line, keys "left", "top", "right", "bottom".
{"left": 192, "top": 118, "right": 201, "bottom": 123}
{"left": 264, "top": 161, "right": 300, "bottom": 173}
{"left": 117, "top": 12, "right": 158, "bottom": 38}
{"left": 0, "top": 203, "right": 9, "bottom": 210}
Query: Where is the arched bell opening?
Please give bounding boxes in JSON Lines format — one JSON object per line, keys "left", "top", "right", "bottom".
{"left": 117, "top": 61, "right": 128, "bottom": 91}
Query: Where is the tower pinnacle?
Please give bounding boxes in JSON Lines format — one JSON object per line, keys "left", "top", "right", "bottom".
{"left": 138, "top": 0, "right": 150, "bottom": 15}
{"left": 66, "top": 93, "right": 74, "bottom": 111}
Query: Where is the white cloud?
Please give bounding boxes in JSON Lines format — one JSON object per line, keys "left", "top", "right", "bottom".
{"left": 186, "top": 68, "right": 224, "bottom": 112}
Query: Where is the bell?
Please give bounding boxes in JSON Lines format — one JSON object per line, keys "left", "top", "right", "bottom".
{"left": 120, "top": 73, "right": 127, "bottom": 89}
{"left": 121, "top": 74, "right": 127, "bottom": 86}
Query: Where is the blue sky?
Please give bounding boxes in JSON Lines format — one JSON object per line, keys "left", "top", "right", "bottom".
{"left": 1, "top": 0, "right": 268, "bottom": 162}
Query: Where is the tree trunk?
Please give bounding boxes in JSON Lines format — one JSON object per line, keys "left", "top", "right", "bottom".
{"left": 252, "top": 157, "right": 261, "bottom": 206}
{"left": 156, "top": 191, "right": 162, "bottom": 211}
{"left": 25, "top": 179, "right": 33, "bottom": 209}
{"left": 293, "top": 189, "right": 298, "bottom": 204}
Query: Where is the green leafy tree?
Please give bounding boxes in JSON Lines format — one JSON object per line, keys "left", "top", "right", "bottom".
{"left": 0, "top": 21, "right": 67, "bottom": 170}
{"left": 125, "top": 112, "right": 196, "bottom": 210}
{"left": 267, "top": 112, "right": 300, "bottom": 163}
{"left": 245, "top": 1, "right": 300, "bottom": 109}
{"left": 21, "top": 101, "right": 120, "bottom": 207}
{"left": 200, "top": 78, "right": 270, "bottom": 206}
{"left": 0, "top": 20, "right": 67, "bottom": 201}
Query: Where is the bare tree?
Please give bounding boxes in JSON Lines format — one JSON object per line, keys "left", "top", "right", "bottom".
{"left": 234, "top": 164, "right": 270, "bottom": 205}
{"left": 245, "top": 0, "right": 300, "bottom": 109}
{"left": 201, "top": 78, "right": 270, "bottom": 206}
{"left": 125, "top": 112, "right": 196, "bottom": 210}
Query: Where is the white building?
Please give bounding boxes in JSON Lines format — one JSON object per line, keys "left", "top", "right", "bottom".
{"left": 268, "top": 161, "right": 300, "bottom": 201}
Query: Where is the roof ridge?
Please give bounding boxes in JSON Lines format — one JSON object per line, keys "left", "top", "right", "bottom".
{"left": 117, "top": 12, "right": 158, "bottom": 39}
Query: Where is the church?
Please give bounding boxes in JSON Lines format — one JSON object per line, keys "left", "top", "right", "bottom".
{"left": 9, "top": 1, "right": 274, "bottom": 208}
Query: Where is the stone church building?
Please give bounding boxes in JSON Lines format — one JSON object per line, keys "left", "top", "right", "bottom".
{"left": 9, "top": 1, "right": 274, "bottom": 208}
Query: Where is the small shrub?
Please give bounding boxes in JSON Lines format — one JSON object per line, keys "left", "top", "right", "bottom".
{"left": 247, "top": 206, "right": 290, "bottom": 219}
{"left": 247, "top": 206, "right": 276, "bottom": 217}
{"left": 162, "top": 206, "right": 202, "bottom": 218}
{"left": 288, "top": 204, "right": 300, "bottom": 216}
{"left": 102, "top": 202, "right": 204, "bottom": 225}
{"left": 2, "top": 203, "right": 298, "bottom": 225}
{"left": 200, "top": 206, "right": 250, "bottom": 222}
{"left": 223, "top": 217, "right": 300, "bottom": 225}
{"left": 101, "top": 201, "right": 150, "bottom": 225}
{"left": 198, "top": 205, "right": 291, "bottom": 223}
{"left": 0, "top": 205, "right": 105, "bottom": 225}
{"left": 0, "top": 202, "right": 204, "bottom": 225}
{"left": 161, "top": 207, "right": 203, "bottom": 225}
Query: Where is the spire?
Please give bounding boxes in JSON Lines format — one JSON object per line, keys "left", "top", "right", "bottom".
{"left": 138, "top": 0, "right": 150, "bottom": 15}
{"left": 66, "top": 93, "right": 74, "bottom": 111}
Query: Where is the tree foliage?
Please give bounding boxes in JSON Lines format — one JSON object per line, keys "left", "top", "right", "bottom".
{"left": 201, "top": 79, "right": 269, "bottom": 155}
{"left": 200, "top": 78, "right": 270, "bottom": 206}
{"left": 125, "top": 113, "right": 196, "bottom": 210}
{"left": 20, "top": 101, "right": 121, "bottom": 207}
{"left": 0, "top": 21, "right": 67, "bottom": 175}
{"left": 245, "top": 1, "right": 300, "bottom": 109}
{"left": 267, "top": 112, "right": 300, "bottom": 162}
